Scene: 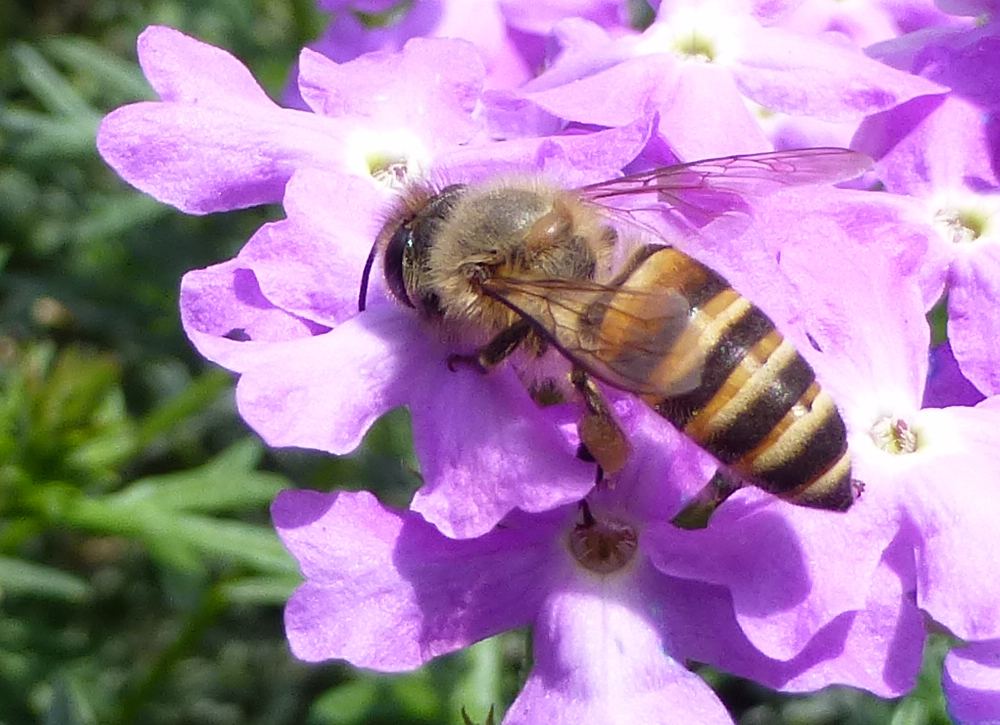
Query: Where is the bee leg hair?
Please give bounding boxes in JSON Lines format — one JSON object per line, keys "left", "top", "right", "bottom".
{"left": 571, "top": 368, "right": 631, "bottom": 477}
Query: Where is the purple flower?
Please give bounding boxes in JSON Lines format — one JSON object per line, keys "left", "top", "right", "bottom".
{"left": 97, "top": 27, "right": 486, "bottom": 214}
{"left": 273, "top": 425, "right": 920, "bottom": 723}
{"left": 659, "top": 186, "right": 1000, "bottom": 676}
{"left": 97, "top": 17, "right": 1000, "bottom": 718}
{"left": 854, "top": 19, "right": 1000, "bottom": 395}
{"left": 100, "top": 29, "right": 659, "bottom": 539}
{"left": 777, "top": 0, "right": 967, "bottom": 44}
{"left": 306, "top": 1, "right": 533, "bottom": 92}
{"left": 944, "top": 640, "right": 1000, "bottom": 724}
{"left": 160, "top": 27, "right": 664, "bottom": 539}
{"left": 301, "top": 0, "right": 642, "bottom": 99}
{"left": 483, "top": 0, "right": 945, "bottom": 159}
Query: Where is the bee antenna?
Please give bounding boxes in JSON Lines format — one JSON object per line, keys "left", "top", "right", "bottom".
{"left": 358, "top": 238, "right": 380, "bottom": 312}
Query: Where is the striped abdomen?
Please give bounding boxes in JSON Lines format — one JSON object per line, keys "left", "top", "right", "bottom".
{"left": 612, "top": 246, "right": 853, "bottom": 511}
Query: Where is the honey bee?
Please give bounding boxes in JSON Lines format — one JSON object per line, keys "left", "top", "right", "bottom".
{"left": 359, "top": 148, "right": 870, "bottom": 512}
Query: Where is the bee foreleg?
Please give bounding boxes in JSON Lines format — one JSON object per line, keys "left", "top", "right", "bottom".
{"left": 446, "top": 319, "right": 533, "bottom": 373}
{"left": 571, "top": 369, "right": 631, "bottom": 476}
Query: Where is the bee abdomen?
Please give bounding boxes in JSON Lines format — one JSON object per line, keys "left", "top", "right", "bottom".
{"left": 644, "top": 254, "right": 852, "bottom": 511}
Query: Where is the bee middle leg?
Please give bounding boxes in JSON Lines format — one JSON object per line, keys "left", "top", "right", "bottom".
{"left": 446, "top": 319, "right": 533, "bottom": 373}
{"left": 571, "top": 368, "right": 631, "bottom": 477}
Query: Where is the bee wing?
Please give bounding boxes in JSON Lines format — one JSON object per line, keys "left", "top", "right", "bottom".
{"left": 577, "top": 147, "right": 871, "bottom": 224}
{"left": 483, "top": 276, "right": 705, "bottom": 397}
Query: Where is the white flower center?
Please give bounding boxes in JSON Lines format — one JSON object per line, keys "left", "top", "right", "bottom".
{"left": 869, "top": 414, "right": 919, "bottom": 454}
{"left": 638, "top": 6, "right": 743, "bottom": 64}
{"left": 344, "top": 127, "right": 431, "bottom": 191}
{"left": 929, "top": 189, "right": 1000, "bottom": 247}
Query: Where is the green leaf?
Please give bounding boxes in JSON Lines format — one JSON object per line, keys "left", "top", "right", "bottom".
{"left": 166, "top": 514, "right": 294, "bottom": 573}
{"left": 450, "top": 637, "right": 503, "bottom": 725}
{"left": 135, "top": 368, "right": 233, "bottom": 448}
{"left": 73, "top": 193, "right": 170, "bottom": 244}
{"left": 308, "top": 679, "right": 379, "bottom": 725}
{"left": 60, "top": 494, "right": 293, "bottom": 574}
{"left": 389, "top": 670, "right": 442, "bottom": 720}
{"left": 927, "top": 296, "right": 949, "bottom": 347}
{"left": 111, "top": 439, "right": 287, "bottom": 513}
{"left": 219, "top": 575, "right": 300, "bottom": 606}
{"left": 461, "top": 705, "right": 496, "bottom": 725}
{"left": 10, "top": 42, "right": 96, "bottom": 118}
{"left": 0, "top": 556, "right": 90, "bottom": 602}
{"left": 43, "top": 675, "right": 96, "bottom": 725}
{"left": 41, "top": 36, "right": 152, "bottom": 102}
{"left": 0, "top": 109, "right": 99, "bottom": 160}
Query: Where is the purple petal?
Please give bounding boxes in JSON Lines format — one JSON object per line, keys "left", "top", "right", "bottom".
{"left": 658, "top": 537, "right": 923, "bottom": 698}
{"left": 516, "top": 54, "right": 681, "bottom": 128}
{"left": 773, "top": 529, "right": 924, "bottom": 696}
{"left": 854, "top": 94, "right": 999, "bottom": 195}
{"left": 273, "top": 489, "right": 558, "bottom": 668}
{"left": 98, "top": 26, "right": 365, "bottom": 214}
{"left": 500, "top": 0, "right": 631, "bottom": 34}
{"left": 944, "top": 640, "right": 1000, "bottom": 724}
{"left": 297, "top": 38, "right": 483, "bottom": 147}
{"left": 311, "top": 1, "right": 533, "bottom": 89}
{"left": 597, "top": 398, "right": 718, "bottom": 522}
{"left": 888, "top": 0, "right": 970, "bottom": 32}
{"left": 923, "top": 341, "right": 986, "bottom": 408}
{"left": 517, "top": 18, "right": 631, "bottom": 93}
{"left": 97, "top": 103, "right": 348, "bottom": 213}
{"left": 765, "top": 114, "right": 861, "bottom": 150}
{"left": 868, "top": 21, "right": 1000, "bottom": 108}
{"left": 936, "top": 0, "right": 999, "bottom": 15}
{"left": 647, "top": 487, "right": 897, "bottom": 660}
{"left": 409, "top": 367, "right": 594, "bottom": 539}
{"left": 689, "top": 188, "right": 933, "bottom": 418}
{"left": 179, "top": 233, "right": 327, "bottom": 371}
{"left": 657, "top": 63, "right": 772, "bottom": 158}
{"left": 439, "top": 116, "right": 654, "bottom": 187}
{"left": 241, "top": 170, "right": 390, "bottom": 326}
{"left": 907, "top": 402, "right": 1000, "bottom": 641}
{"left": 136, "top": 25, "right": 277, "bottom": 106}
{"left": 773, "top": 0, "right": 899, "bottom": 46}
{"left": 504, "top": 569, "right": 734, "bottom": 725}
{"left": 948, "top": 243, "right": 1000, "bottom": 395}
{"left": 234, "top": 307, "right": 593, "bottom": 539}
{"left": 734, "top": 23, "right": 947, "bottom": 121}
{"left": 233, "top": 308, "right": 420, "bottom": 454}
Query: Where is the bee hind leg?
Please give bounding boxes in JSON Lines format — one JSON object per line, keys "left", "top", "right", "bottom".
{"left": 446, "top": 319, "right": 532, "bottom": 373}
{"left": 571, "top": 369, "right": 631, "bottom": 479}
{"left": 671, "top": 469, "right": 744, "bottom": 529}
{"left": 574, "top": 442, "right": 606, "bottom": 486}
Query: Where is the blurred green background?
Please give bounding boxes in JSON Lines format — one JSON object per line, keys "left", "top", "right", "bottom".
{"left": 0, "top": 1, "right": 954, "bottom": 723}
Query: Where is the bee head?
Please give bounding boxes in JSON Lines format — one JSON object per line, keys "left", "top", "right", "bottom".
{"left": 359, "top": 183, "right": 467, "bottom": 316}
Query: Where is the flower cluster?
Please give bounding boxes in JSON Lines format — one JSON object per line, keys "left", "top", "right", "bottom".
{"left": 98, "top": 1, "right": 1000, "bottom": 722}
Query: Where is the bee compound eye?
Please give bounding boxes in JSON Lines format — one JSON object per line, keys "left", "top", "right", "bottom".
{"left": 383, "top": 225, "right": 416, "bottom": 308}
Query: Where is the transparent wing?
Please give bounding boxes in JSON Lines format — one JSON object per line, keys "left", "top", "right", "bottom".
{"left": 482, "top": 276, "right": 705, "bottom": 398}
{"left": 578, "top": 147, "right": 871, "bottom": 201}
{"left": 577, "top": 147, "right": 871, "bottom": 226}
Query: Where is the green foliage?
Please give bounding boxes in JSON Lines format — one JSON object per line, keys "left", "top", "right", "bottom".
{"left": 0, "top": 2, "right": 960, "bottom": 724}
